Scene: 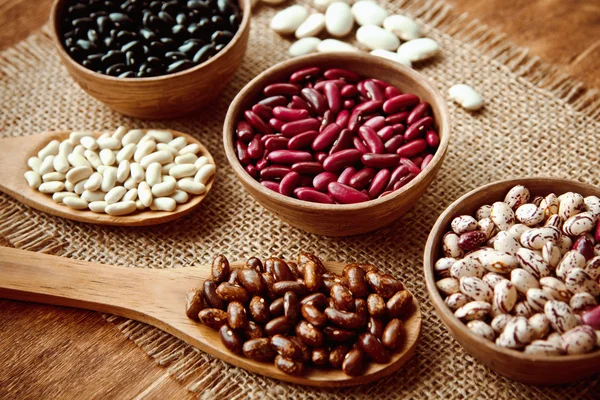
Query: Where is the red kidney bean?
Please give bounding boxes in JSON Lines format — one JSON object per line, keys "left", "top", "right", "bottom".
{"left": 312, "top": 123, "right": 341, "bottom": 151}
{"left": 320, "top": 110, "right": 335, "bottom": 132}
{"left": 411, "top": 155, "right": 424, "bottom": 167}
{"left": 324, "top": 82, "right": 342, "bottom": 114}
{"left": 281, "top": 118, "right": 321, "bottom": 137}
{"left": 382, "top": 94, "right": 420, "bottom": 114}
{"left": 256, "top": 157, "right": 268, "bottom": 171}
{"left": 328, "top": 182, "right": 370, "bottom": 204}
{"left": 370, "top": 78, "right": 389, "bottom": 88}
{"left": 393, "top": 173, "right": 416, "bottom": 190}
{"left": 268, "top": 150, "right": 313, "bottom": 164}
{"left": 313, "top": 79, "right": 346, "bottom": 91}
{"left": 236, "top": 140, "right": 251, "bottom": 165}
{"left": 340, "top": 84, "right": 358, "bottom": 98}
{"left": 361, "top": 153, "right": 400, "bottom": 168}
{"left": 364, "top": 80, "right": 385, "bottom": 101}
{"left": 289, "top": 67, "right": 321, "bottom": 83}
{"left": 375, "top": 126, "right": 394, "bottom": 142}
{"left": 386, "top": 165, "right": 409, "bottom": 190}
{"left": 315, "top": 151, "right": 327, "bottom": 163}
{"left": 264, "top": 83, "right": 300, "bottom": 97}
{"left": 392, "top": 124, "right": 406, "bottom": 135}
{"left": 343, "top": 99, "right": 355, "bottom": 109}
{"left": 313, "top": 172, "right": 338, "bottom": 192}
{"left": 421, "top": 153, "right": 434, "bottom": 169}
{"left": 335, "top": 109, "right": 350, "bottom": 129}
{"left": 280, "top": 171, "right": 301, "bottom": 196}
{"left": 247, "top": 135, "right": 264, "bottom": 159}
{"left": 287, "top": 130, "right": 318, "bottom": 150}
{"left": 322, "top": 149, "right": 362, "bottom": 172}
{"left": 259, "top": 95, "right": 288, "bottom": 108}
{"left": 355, "top": 100, "right": 383, "bottom": 113}
{"left": 368, "top": 169, "right": 390, "bottom": 199}
{"left": 273, "top": 106, "right": 309, "bottom": 122}
{"left": 384, "top": 135, "right": 405, "bottom": 154}
{"left": 406, "top": 102, "right": 430, "bottom": 125}
{"left": 399, "top": 158, "right": 421, "bottom": 175}
{"left": 349, "top": 168, "right": 375, "bottom": 190}
{"left": 385, "top": 111, "right": 409, "bottom": 125}
{"left": 244, "top": 110, "right": 273, "bottom": 135}
{"left": 260, "top": 166, "right": 291, "bottom": 180}
{"left": 252, "top": 104, "right": 272, "bottom": 120}
{"left": 425, "top": 130, "right": 440, "bottom": 147}
{"left": 404, "top": 116, "right": 433, "bottom": 141}
{"left": 337, "top": 166, "right": 356, "bottom": 186}
{"left": 329, "top": 129, "right": 353, "bottom": 154}
{"left": 301, "top": 88, "right": 327, "bottom": 115}
{"left": 363, "top": 116, "right": 385, "bottom": 131}
{"left": 353, "top": 137, "right": 369, "bottom": 153}
{"left": 384, "top": 86, "right": 402, "bottom": 99}
{"left": 245, "top": 164, "right": 259, "bottom": 179}
{"left": 268, "top": 118, "right": 284, "bottom": 131}
{"left": 295, "top": 187, "right": 335, "bottom": 204}
{"left": 291, "top": 161, "right": 324, "bottom": 175}
{"left": 289, "top": 95, "right": 311, "bottom": 111}
{"left": 264, "top": 136, "right": 289, "bottom": 151}
{"left": 324, "top": 68, "right": 360, "bottom": 82}
{"left": 396, "top": 139, "right": 427, "bottom": 158}
{"left": 358, "top": 126, "right": 384, "bottom": 154}
{"left": 357, "top": 80, "right": 365, "bottom": 95}
{"left": 236, "top": 121, "right": 254, "bottom": 142}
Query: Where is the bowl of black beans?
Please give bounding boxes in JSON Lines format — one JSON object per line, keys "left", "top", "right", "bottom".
{"left": 50, "top": 0, "right": 251, "bottom": 119}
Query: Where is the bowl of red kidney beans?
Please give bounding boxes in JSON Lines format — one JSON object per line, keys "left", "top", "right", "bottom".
{"left": 223, "top": 52, "right": 451, "bottom": 236}
{"left": 50, "top": 0, "right": 251, "bottom": 118}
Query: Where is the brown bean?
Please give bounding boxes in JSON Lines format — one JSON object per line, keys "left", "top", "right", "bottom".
{"left": 304, "top": 261, "right": 323, "bottom": 293}
{"left": 343, "top": 264, "right": 369, "bottom": 298}
{"left": 287, "top": 262, "right": 300, "bottom": 278}
{"left": 227, "top": 301, "right": 248, "bottom": 330}
{"left": 381, "top": 274, "right": 404, "bottom": 292}
{"left": 272, "top": 281, "right": 307, "bottom": 296}
{"left": 329, "top": 345, "right": 350, "bottom": 368}
{"left": 357, "top": 263, "right": 378, "bottom": 274}
{"left": 386, "top": 290, "right": 413, "bottom": 318}
{"left": 261, "top": 273, "right": 278, "bottom": 300}
{"left": 203, "top": 280, "right": 225, "bottom": 309}
{"left": 228, "top": 269, "right": 240, "bottom": 285}
{"left": 368, "top": 316, "right": 385, "bottom": 339}
{"left": 216, "top": 282, "right": 250, "bottom": 303}
{"left": 301, "top": 304, "right": 327, "bottom": 327}
{"left": 264, "top": 257, "right": 281, "bottom": 275}
{"left": 211, "top": 254, "right": 230, "bottom": 283}
{"left": 366, "top": 271, "right": 396, "bottom": 299}
{"left": 273, "top": 260, "right": 295, "bottom": 282}
{"left": 185, "top": 288, "right": 205, "bottom": 320}
{"left": 243, "top": 321, "right": 264, "bottom": 340}
{"left": 289, "top": 337, "right": 311, "bottom": 362}
{"left": 245, "top": 257, "right": 264, "bottom": 272}
{"left": 300, "top": 293, "right": 329, "bottom": 309}
{"left": 238, "top": 268, "right": 265, "bottom": 296}
{"left": 284, "top": 291, "right": 301, "bottom": 322}
{"left": 311, "top": 347, "right": 329, "bottom": 365}
{"left": 249, "top": 296, "right": 270, "bottom": 324}
{"left": 382, "top": 318, "right": 404, "bottom": 350}
{"left": 296, "top": 320, "right": 324, "bottom": 347}
{"left": 275, "top": 355, "right": 305, "bottom": 376}
{"left": 342, "top": 347, "right": 365, "bottom": 376}
{"left": 325, "top": 298, "right": 367, "bottom": 329}
{"left": 367, "top": 293, "right": 386, "bottom": 317}
{"left": 270, "top": 297, "right": 285, "bottom": 317}
{"left": 198, "top": 308, "right": 228, "bottom": 330}
{"left": 331, "top": 283, "right": 355, "bottom": 311}
{"left": 219, "top": 325, "right": 243, "bottom": 354}
{"left": 358, "top": 333, "right": 389, "bottom": 363}
{"left": 265, "top": 316, "right": 294, "bottom": 336}
{"left": 323, "top": 326, "right": 356, "bottom": 344}
{"left": 298, "top": 252, "right": 326, "bottom": 277}
{"left": 271, "top": 334, "right": 304, "bottom": 361}
{"left": 243, "top": 338, "right": 276, "bottom": 362}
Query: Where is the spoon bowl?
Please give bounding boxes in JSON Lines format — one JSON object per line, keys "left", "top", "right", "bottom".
{"left": 0, "top": 130, "right": 215, "bottom": 226}
{"left": 0, "top": 247, "right": 421, "bottom": 387}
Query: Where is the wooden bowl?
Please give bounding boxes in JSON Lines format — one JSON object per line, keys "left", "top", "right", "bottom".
{"left": 423, "top": 177, "right": 600, "bottom": 385}
{"left": 223, "top": 53, "right": 451, "bottom": 236}
{"left": 49, "top": 0, "right": 251, "bottom": 119}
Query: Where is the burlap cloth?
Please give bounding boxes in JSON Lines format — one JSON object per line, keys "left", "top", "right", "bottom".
{"left": 1, "top": 0, "right": 599, "bottom": 397}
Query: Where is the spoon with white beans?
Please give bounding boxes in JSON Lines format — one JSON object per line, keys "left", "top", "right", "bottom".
{"left": 2, "top": 127, "right": 216, "bottom": 226}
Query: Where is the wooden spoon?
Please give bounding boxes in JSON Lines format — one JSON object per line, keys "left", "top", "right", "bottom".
{"left": 0, "top": 247, "right": 421, "bottom": 387}
{"left": 0, "top": 130, "right": 215, "bottom": 226}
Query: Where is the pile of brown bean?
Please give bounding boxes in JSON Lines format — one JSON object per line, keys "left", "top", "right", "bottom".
{"left": 185, "top": 252, "right": 414, "bottom": 376}
{"left": 234, "top": 67, "right": 440, "bottom": 204}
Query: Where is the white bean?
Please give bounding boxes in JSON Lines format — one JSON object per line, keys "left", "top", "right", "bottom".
{"left": 351, "top": 1, "right": 388, "bottom": 26}
{"left": 168, "top": 136, "right": 187, "bottom": 150}
{"left": 383, "top": 15, "right": 421, "bottom": 41}
{"left": 98, "top": 137, "right": 121, "bottom": 150}
{"left": 145, "top": 162, "right": 162, "bottom": 186}
{"left": 123, "top": 177, "right": 138, "bottom": 190}
{"left": 42, "top": 172, "right": 65, "bottom": 182}
{"left": 24, "top": 171, "right": 41, "bottom": 189}
{"left": 325, "top": 2, "right": 353, "bottom": 37}
{"left": 170, "top": 190, "right": 189, "bottom": 204}
{"left": 397, "top": 38, "right": 439, "bottom": 62}
{"left": 140, "top": 150, "right": 173, "bottom": 168}
{"left": 121, "top": 129, "right": 144, "bottom": 146}
{"left": 28, "top": 157, "right": 42, "bottom": 173}
{"left": 169, "top": 164, "right": 197, "bottom": 179}
{"left": 295, "top": 13, "right": 325, "bottom": 38}
{"left": 157, "top": 143, "right": 179, "bottom": 157}
{"left": 370, "top": 49, "right": 412, "bottom": 67}
{"left": 146, "top": 130, "right": 173, "bottom": 143}
{"left": 135, "top": 199, "right": 145, "bottom": 210}
{"left": 130, "top": 162, "right": 145, "bottom": 182}
{"left": 101, "top": 167, "right": 118, "bottom": 192}
{"left": 39, "top": 155, "right": 56, "bottom": 175}
{"left": 105, "top": 186, "right": 127, "bottom": 204}
{"left": 151, "top": 180, "right": 176, "bottom": 197}
{"left": 81, "top": 190, "right": 106, "bottom": 202}
{"left": 74, "top": 179, "right": 88, "bottom": 195}
{"left": 80, "top": 136, "right": 98, "bottom": 150}
{"left": 194, "top": 164, "right": 215, "bottom": 184}
{"left": 449, "top": 84, "right": 484, "bottom": 111}
{"left": 84, "top": 149, "right": 102, "bottom": 168}
{"left": 53, "top": 155, "right": 70, "bottom": 173}
{"left": 67, "top": 153, "right": 91, "bottom": 168}
{"left": 116, "top": 143, "right": 137, "bottom": 163}
{"left": 39, "top": 181, "right": 65, "bottom": 194}
{"left": 105, "top": 201, "right": 137, "bottom": 216}
{"left": 289, "top": 37, "right": 321, "bottom": 56}
{"left": 356, "top": 25, "right": 399, "bottom": 51}
{"left": 66, "top": 166, "right": 93, "bottom": 184}
{"left": 133, "top": 140, "right": 156, "bottom": 162}
{"left": 123, "top": 188, "right": 138, "bottom": 202}
{"left": 270, "top": 5, "right": 309, "bottom": 34}
{"left": 177, "top": 178, "right": 206, "bottom": 195}
{"left": 117, "top": 160, "right": 130, "bottom": 183}
{"left": 65, "top": 180, "right": 74, "bottom": 192}
{"left": 138, "top": 182, "right": 153, "bottom": 207}
{"left": 194, "top": 156, "right": 209, "bottom": 169}
{"left": 85, "top": 172, "right": 103, "bottom": 191}
{"left": 63, "top": 196, "right": 89, "bottom": 210}
{"left": 69, "top": 131, "right": 93, "bottom": 144}
{"left": 52, "top": 191, "right": 78, "bottom": 203}
{"left": 175, "top": 153, "right": 198, "bottom": 165}
{"left": 162, "top": 162, "right": 176, "bottom": 174}
{"left": 38, "top": 140, "right": 60, "bottom": 160}
{"left": 111, "top": 126, "right": 127, "bottom": 140}
{"left": 317, "top": 38, "right": 358, "bottom": 53}
{"left": 179, "top": 143, "right": 201, "bottom": 155}
{"left": 150, "top": 197, "right": 177, "bottom": 211}
{"left": 58, "top": 140, "right": 73, "bottom": 158}
{"left": 99, "top": 148, "right": 116, "bottom": 165}
{"left": 89, "top": 201, "right": 108, "bottom": 213}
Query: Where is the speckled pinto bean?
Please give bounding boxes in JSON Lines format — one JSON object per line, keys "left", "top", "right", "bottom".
{"left": 234, "top": 68, "right": 440, "bottom": 204}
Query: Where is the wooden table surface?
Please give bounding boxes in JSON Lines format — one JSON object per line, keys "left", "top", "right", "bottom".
{"left": 1, "top": 0, "right": 599, "bottom": 398}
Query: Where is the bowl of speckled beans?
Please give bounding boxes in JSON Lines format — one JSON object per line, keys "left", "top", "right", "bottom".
{"left": 424, "top": 177, "right": 600, "bottom": 385}
{"left": 50, "top": 0, "right": 251, "bottom": 118}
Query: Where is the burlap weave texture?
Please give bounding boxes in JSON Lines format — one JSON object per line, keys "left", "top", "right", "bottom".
{"left": 1, "top": 0, "right": 599, "bottom": 398}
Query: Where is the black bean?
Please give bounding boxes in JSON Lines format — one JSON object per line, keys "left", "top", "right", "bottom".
{"left": 192, "top": 43, "right": 215, "bottom": 63}
{"left": 101, "top": 50, "right": 125, "bottom": 65}
{"left": 118, "top": 70, "right": 135, "bottom": 78}
{"left": 106, "top": 63, "right": 128, "bottom": 76}
{"left": 96, "top": 16, "right": 111, "bottom": 35}
{"left": 125, "top": 51, "right": 138, "bottom": 67}
{"left": 167, "top": 60, "right": 194, "bottom": 73}
{"left": 162, "top": 0, "right": 180, "bottom": 15}
{"left": 164, "top": 51, "right": 188, "bottom": 62}
{"left": 211, "top": 30, "right": 233, "bottom": 45}
{"left": 158, "top": 11, "right": 175, "bottom": 25}
{"left": 178, "top": 41, "right": 200, "bottom": 55}
{"left": 159, "top": 37, "right": 177, "bottom": 48}
{"left": 149, "top": 1, "right": 162, "bottom": 13}
{"left": 108, "top": 13, "right": 133, "bottom": 25}
{"left": 68, "top": 4, "right": 89, "bottom": 18}
{"left": 87, "top": 30, "right": 100, "bottom": 46}
{"left": 148, "top": 41, "right": 167, "bottom": 57}
{"left": 139, "top": 28, "right": 156, "bottom": 41}
{"left": 214, "top": 43, "right": 225, "bottom": 52}
{"left": 72, "top": 17, "right": 94, "bottom": 29}
{"left": 171, "top": 24, "right": 189, "bottom": 39}
{"left": 121, "top": 40, "right": 142, "bottom": 53}
{"left": 211, "top": 15, "right": 225, "bottom": 30}
{"left": 176, "top": 13, "right": 188, "bottom": 25}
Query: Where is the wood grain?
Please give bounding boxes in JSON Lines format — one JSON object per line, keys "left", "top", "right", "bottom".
{"left": 423, "top": 177, "right": 600, "bottom": 385}
{"left": 0, "top": 246, "right": 422, "bottom": 388}
{"left": 224, "top": 52, "right": 450, "bottom": 236}
{"left": 0, "top": 130, "right": 216, "bottom": 226}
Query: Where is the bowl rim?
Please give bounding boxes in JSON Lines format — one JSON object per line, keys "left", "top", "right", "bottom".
{"left": 49, "top": 0, "right": 252, "bottom": 82}
{"left": 222, "top": 52, "right": 451, "bottom": 212}
{"left": 423, "top": 176, "right": 600, "bottom": 363}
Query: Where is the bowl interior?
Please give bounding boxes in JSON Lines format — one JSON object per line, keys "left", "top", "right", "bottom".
{"left": 223, "top": 52, "right": 451, "bottom": 211}
{"left": 424, "top": 177, "right": 600, "bottom": 365}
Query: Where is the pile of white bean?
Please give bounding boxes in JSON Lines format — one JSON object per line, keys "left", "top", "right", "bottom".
{"left": 24, "top": 127, "right": 215, "bottom": 216}
{"left": 434, "top": 185, "right": 600, "bottom": 355}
